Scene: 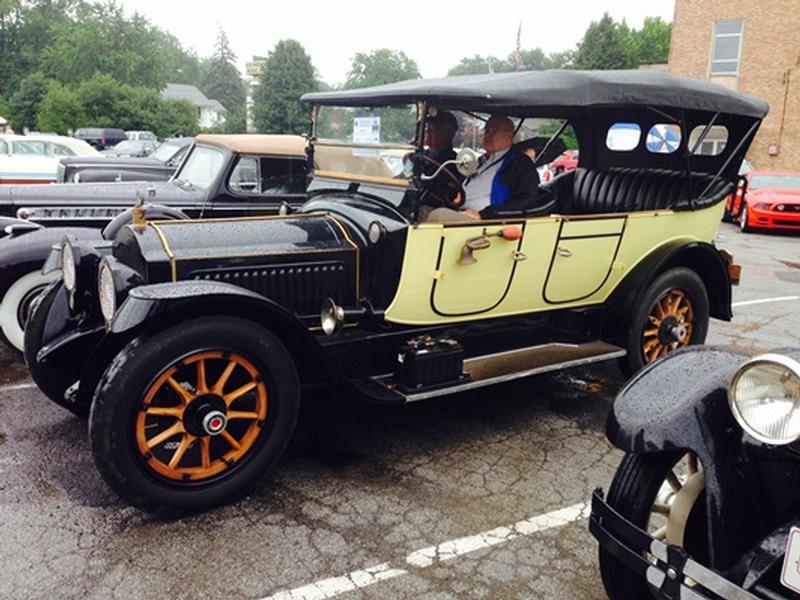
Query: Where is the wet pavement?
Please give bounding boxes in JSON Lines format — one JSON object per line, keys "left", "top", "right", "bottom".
{"left": 0, "top": 222, "right": 797, "bottom": 600}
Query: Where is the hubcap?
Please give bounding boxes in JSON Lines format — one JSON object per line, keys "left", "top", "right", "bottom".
{"left": 135, "top": 351, "right": 268, "bottom": 482}
{"left": 642, "top": 289, "right": 695, "bottom": 364}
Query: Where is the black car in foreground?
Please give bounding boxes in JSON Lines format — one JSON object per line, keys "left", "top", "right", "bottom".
{"left": 23, "top": 69, "right": 766, "bottom": 512}
{"left": 0, "top": 134, "right": 308, "bottom": 352}
{"left": 57, "top": 137, "right": 194, "bottom": 183}
{"left": 591, "top": 347, "right": 800, "bottom": 600}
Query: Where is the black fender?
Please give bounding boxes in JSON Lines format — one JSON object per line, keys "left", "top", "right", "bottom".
{"left": 0, "top": 216, "right": 43, "bottom": 239}
{"left": 106, "top": 279, "right": 337, "bottom": 383}
{"left": 604, "top": 241, "right": 732, "bottom": 343}
{"left": 0, "top": 226, "right": 102, "bottom": 300}
{"left": 101, "top": 203, "right": 189, "bottom": 239}
{"left": 606, "top": 345, "right": 765, "bottom": 570}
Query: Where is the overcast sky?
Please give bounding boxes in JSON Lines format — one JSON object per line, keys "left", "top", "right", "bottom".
{"left": 116, "top": 0, "right": 675, "bottom": 85}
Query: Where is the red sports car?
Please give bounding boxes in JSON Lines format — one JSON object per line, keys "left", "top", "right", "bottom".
{"left": 735, "top": 170, "right": 800, "bottom": 232}
{"left": 541, "top": 149, "right": 579, "bottom": 182}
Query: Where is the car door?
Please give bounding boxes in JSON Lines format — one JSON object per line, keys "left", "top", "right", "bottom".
{"left": 542, "top": 216, "right": 626, "bottom": 304}
{"left": 212, "top": 155, "right": 306, "bottom": 218}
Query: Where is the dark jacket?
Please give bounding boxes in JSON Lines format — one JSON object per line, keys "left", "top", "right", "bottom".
{"left": 478, "top": 149, "right": 540, "bottom": 219}
{"left": 420, "top": 146, "right": 459, "bottom": 206}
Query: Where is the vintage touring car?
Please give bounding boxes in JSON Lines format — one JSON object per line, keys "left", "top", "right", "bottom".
{"left": 25, "top": 70, "right": 766, "bottom": 510}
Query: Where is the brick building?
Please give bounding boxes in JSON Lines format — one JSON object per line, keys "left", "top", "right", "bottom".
{"left": 669, "top": 0, "right": 800, "bottom": 170}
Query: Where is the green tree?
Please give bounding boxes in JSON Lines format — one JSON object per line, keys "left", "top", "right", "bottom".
{"left": 509, "top": 48, "right": 554, "bottom": 71}
{"left": 252, "top": 39, "right": 317, "bottom": 134}
{"left": 548, "top": 49, "right": 576, "bottom": 69}
{"left": 8, "top": 71, "right": 50, "bottom": 130}
{"left": 447, "top": 55, "right": 508, "bottom": 76}
{"left": 573, "top": 13, "right": 637, "bottom": 70}
{"left": 202, "top": 28, "right": 245, "bottom": 112}
{"left": 36, "top": 81, "right": 84, "bottom": 133}
{"left": 634, "top": 17, "right": 672, "bottom": 64}
{"left": 344, "top": 48, "right": 420, "bottom": 89}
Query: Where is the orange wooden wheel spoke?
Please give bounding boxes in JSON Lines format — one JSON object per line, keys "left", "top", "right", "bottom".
{"left": 221, "top": 430, "right": 241, "bottom": 450}
{"left": 145, "top": 406, "right": 183, "bottom": 418}
{"left": 643, "top": 339, "right": 660, "bottom": 352}
{"left": 649, "top": 315, "right": 660, "bottom": 326}
{"left": 166, "top": 376, "right": 194, "bottom": 405}
{"left": 224, "top": 381, "right": 257, "bottom": 405}
{"left": 644, "top": 328, "right": 659, "bottom": 337}
{"left": 213, "top": 360, "right": 238, "bottom": 394}
{"left": 196, "top": 359, "right": 208, "bottom": 394}
{"left": 168, "top": 434, "right": 195, "bottom": 469}
{"left": 227, "top": 411, "right": 260, "bottom": 421}
{"left": 200, "top": 437, "right": 211, "bottom": 469}
{"left": 147, "top": 422, "right": 184, "bottom": 449}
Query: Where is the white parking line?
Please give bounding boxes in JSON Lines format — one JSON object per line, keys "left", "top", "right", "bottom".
{"left": 0, "top": 381, "right": 36, "bottom": 392}
{"left": 261, "top": 503, "right": 587, "bottom": 600}
{"left": 733, "top": 296, "right": 800, "bottom": 308}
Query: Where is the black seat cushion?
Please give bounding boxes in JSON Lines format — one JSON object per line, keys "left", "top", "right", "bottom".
{"left": 544, "top": 168, "right": 734, "bottom": 215}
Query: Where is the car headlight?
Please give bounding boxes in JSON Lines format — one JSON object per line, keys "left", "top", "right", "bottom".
{"left": 98, "top": 259, "right": 116, "bottom": 324}
{"left": 61, "top": 241, "right": 77, "bottom": 292}
{"left": 729, "top": 354, "right": 800, "bottom": 445}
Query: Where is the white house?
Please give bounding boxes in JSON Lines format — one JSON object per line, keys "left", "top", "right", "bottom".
{"left": 161, "top": 84, "right": 227, "bottom": 128}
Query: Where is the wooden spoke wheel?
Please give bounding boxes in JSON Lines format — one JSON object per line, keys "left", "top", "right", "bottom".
{"left": 136, "top": 351, "right": 268, "bottom": 482}
{"left": 641, "top": 289, "right": 695, "bottom": 364}
{"left": 89, "top": 317, "right": 299, "bottom": 511}
{"left": 621, "top": 267, "right": 709, "bottom": 377}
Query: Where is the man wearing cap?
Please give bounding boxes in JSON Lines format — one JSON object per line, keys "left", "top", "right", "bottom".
{"left": 427, "top": 115, "right": 539, "bottom": 222}
{"left": 418, "top": 110, "right": 460, "bottom": 216}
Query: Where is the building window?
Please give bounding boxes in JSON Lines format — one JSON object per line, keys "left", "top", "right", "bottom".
{"left": 710, "top": 20, "right": 743, "bottom": 75}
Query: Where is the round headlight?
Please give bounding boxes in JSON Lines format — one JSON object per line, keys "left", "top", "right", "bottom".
{"left": 98, "top": 260, "right": 116, "bottom": 324}
{"left": 368, "top": 221, "right": 386, "bottom": 245}
{"left": 730, "top": 354, "right": 800, "bottom": 445}
{"left": 61, "top": 242, "right": 77, "bottom": 292}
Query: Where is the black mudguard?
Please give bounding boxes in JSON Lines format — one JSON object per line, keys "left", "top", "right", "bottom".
{"left": 606, "top": 345, "right": 760, "bottom": 569}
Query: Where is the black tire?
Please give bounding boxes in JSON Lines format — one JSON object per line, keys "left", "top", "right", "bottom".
{"left": 739, "top": 204, "right": 751, "bottom": 233}
{"left": 89, "top": 317, "right": 300, "bottom": 512}
{"left": 722, "top": 204, "right": 733, "bottom": 223}
{"left": 620, "top": 267, "right": 710, "bottom": 377}
{"left": 23, "top": 281, "right": 88, "bottom": 417}
{"left": 600, "top": 452, "right": 708, "bottom": 600}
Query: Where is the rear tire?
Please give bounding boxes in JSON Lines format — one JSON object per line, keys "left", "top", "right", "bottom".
{"left": 89, "top": 317, "right": 300, "bottom": 512}
{"left": 620, "top": 267, "right": 709, "bottom": 377}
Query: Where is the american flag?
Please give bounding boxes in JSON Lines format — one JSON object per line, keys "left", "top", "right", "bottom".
{"left": 515, "top": 21, "right": 522, "bottom": 71}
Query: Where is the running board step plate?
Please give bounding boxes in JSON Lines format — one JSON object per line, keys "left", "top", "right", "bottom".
{"left": 372, "top": 341, "right": 626, "bottom": 403}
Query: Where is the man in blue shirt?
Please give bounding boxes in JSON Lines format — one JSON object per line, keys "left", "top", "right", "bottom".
{"left": 427, "top": 115, "right": 539, "bottom": 222}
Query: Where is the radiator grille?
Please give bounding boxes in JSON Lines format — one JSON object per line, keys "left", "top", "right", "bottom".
{"left": 192, "top": 262, "right": 348, "bottom": 315}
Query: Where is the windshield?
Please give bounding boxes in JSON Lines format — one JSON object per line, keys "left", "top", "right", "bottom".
{"left": 174, "top": 145, "right": 224, "bottom": 188}
{"left": 112, "top": 141, "right": 141, "bottom": 152}
{"left": 151, "top": 142, "right": 179, "bottom": 162}
{"left": 750, "top": 174, "right": 800, "bottom": 190}
{"left": 314, "top": 104, "right": 418, "bottom": 185}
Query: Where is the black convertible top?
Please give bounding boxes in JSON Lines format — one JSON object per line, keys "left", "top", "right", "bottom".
{"left": 302, "top": 70, "right": 768, "bottom": 119}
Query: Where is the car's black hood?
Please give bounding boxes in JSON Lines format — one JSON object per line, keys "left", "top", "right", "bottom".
{"left": 0, "top": 180, "right": 205, "bottom": 211}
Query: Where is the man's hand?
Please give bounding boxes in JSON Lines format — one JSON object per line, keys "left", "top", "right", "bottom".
{"left": 462, "top": 208, "right": 481, "bottom": 220}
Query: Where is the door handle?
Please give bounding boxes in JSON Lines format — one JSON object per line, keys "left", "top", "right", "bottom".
{"left": 458, "top": 235, "right": 492, "bottom": 265}
{"left": 557, "top": 247, "right": 572, "bottom": 258}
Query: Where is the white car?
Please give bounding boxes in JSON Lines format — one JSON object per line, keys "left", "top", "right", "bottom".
{"left": 0, "top": 133, "right": 99, "bottom": 184}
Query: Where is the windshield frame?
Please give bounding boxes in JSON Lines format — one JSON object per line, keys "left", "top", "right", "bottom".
{"left": 309, "top": 101, "right": 425, "bottom": 190}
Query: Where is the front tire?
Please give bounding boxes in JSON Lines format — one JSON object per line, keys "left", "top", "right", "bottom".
{"left": 620, "top": 267, "right": 709, "bottom": 377}
{"left": 89, "top": 317, "right": 300, "bottom": 512}
{"left": 599, "top": 452, "right": 707, "bottom": 600}
{"left": 0, "top": 269, "right": 60, "bottom": 352}
{"left": 739, "top": 204, "right": 751, "bottom": 233}
{"left": 23, "top": 281, "right": 88, "bottom": 417}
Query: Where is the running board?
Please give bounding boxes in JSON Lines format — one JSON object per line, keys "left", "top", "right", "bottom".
{"left": 370, "top": 341, "right": 626, "bottom": 403}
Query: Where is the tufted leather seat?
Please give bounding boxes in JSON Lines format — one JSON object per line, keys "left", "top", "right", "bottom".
{"left": 542, "top": 168, "right": 734, "bottom": 215}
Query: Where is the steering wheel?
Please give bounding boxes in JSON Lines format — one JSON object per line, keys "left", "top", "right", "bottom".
{"left": 420, "top": 155, "right": 466, "bottom": 210}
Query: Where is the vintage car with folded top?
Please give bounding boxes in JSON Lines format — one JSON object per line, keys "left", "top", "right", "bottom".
{"left": 0, "top": 134, "right": 307, "bottom": 353}
{"left": 590, "top": 346, "right": 800, "bottom": 600}
{"left": 25, "top": 70, "right": 765, "bottom": 511}
{"left": 56, "top": 137, "right": 194, "bottom": 184}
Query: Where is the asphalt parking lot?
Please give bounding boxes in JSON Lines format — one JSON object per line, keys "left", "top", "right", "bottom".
{"left": 1, "top": 222, "right": 798, "bottom": 600}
